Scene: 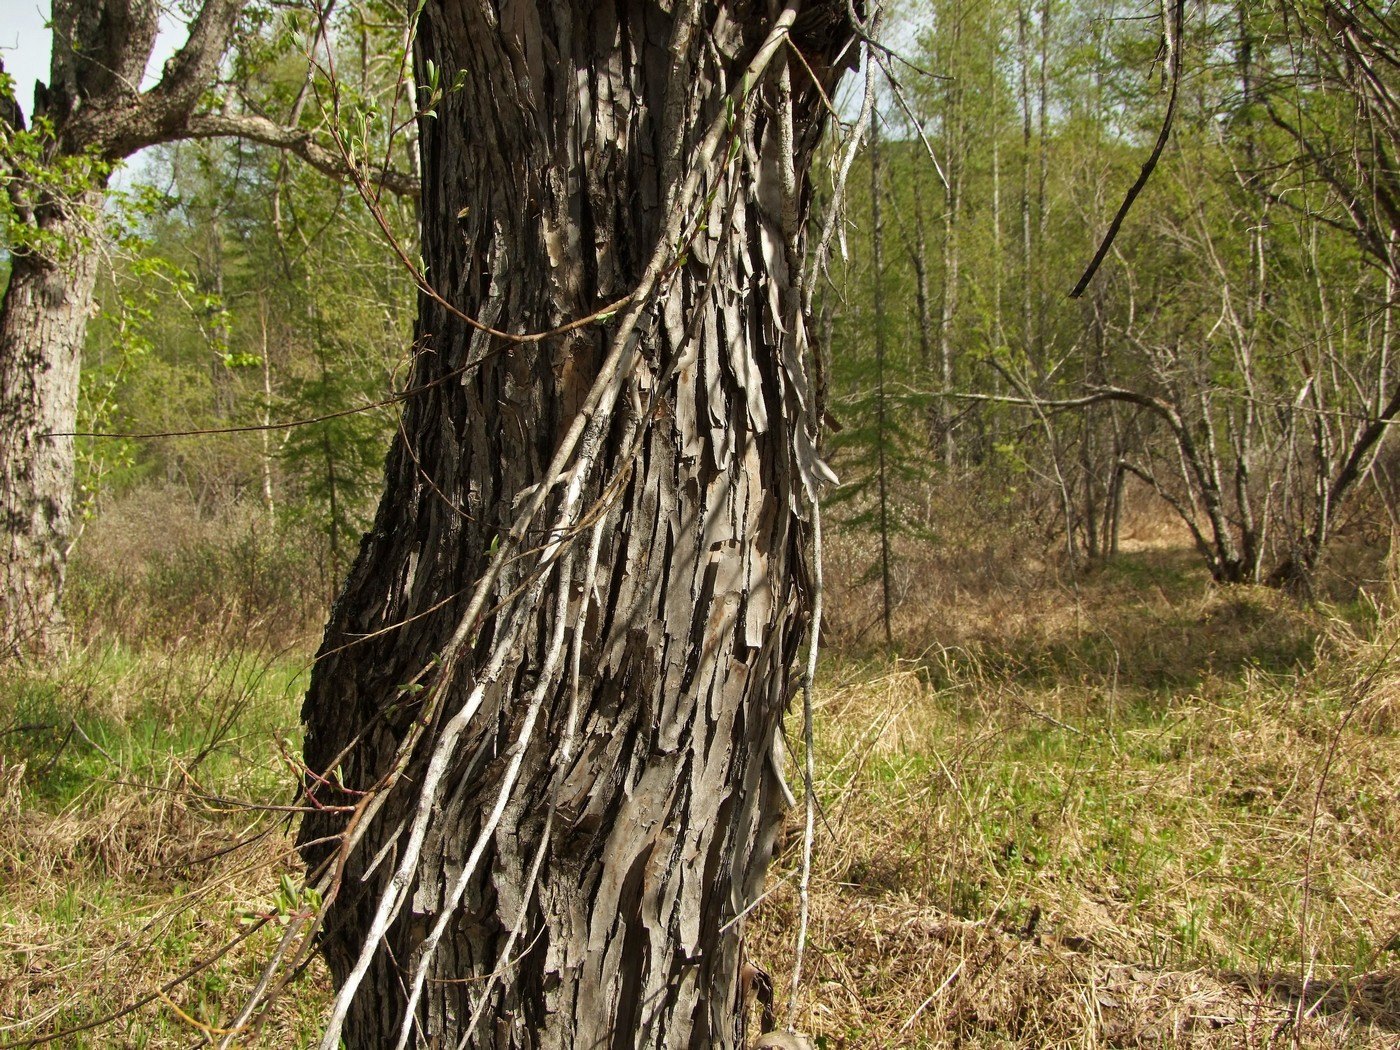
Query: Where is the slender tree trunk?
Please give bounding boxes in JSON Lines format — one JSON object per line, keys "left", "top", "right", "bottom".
{"left": 991, "top": 71, "right": 1005, "bottom": 358}
{"left": 319, "top": 428, "right": 340, "bottom": 585}
{"left": 1105, "top": 459, "right": 1124, "bottom": 557}
{"left": 1016, "top": 0, "right": 1034, "bottom": 356}
{"left": 984, "top": 68, "right": 1004, "bottom": 470}
{"left": 298, "top": 5, "right": 852, "bottom": 1048}
{"left": 938, "top": 188, "right": 960, "bottom": 471}
{"left": 1034, "top": 0, "right": 1051, "bottom": 358}
{"left": 937, "top": 13, "right": 963, "bottom": 473}
{"left": 870, "top": 114, "right": 895, "bottom": 652}
{"left": 910, "top": 175, "right": 940, "bottom": 458}
{"left": 0, "top": 196, "right": 102, "bottom": 655}
{"left": 258, "top": 297, "right": 276, "bottom": 526}
{"left": 0, "top": 0, "right": 400, "bottom": 656}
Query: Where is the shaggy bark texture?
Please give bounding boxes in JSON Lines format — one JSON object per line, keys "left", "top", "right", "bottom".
{"left": 298, "top": 3, "right": 854, "bottom": 1047}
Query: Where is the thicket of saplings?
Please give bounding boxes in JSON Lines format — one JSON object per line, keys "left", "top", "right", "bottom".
{"left": 7, "top": 0, "right": 1400, "bottom": 1044}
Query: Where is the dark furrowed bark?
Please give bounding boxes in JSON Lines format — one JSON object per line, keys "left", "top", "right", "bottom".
{"left": 298, "top": 3, "right": 853, "bottom": 1048}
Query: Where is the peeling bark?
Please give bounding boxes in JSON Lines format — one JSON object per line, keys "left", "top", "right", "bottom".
{"left": 298, "top": 3, "right": 854, "bottom": 1047}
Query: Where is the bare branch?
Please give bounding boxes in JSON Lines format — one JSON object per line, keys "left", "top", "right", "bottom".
{"left": 143, "top": 0, "right": 244, "bottom": 115}
{"left": 181, "top": 111, "right": 419, "bottom": 198}
{"left": 946, "top": 385, "right": 1176, "bottom": 418}
{"left": 1069, "top": 0, "right": 1185, "bottom": 298}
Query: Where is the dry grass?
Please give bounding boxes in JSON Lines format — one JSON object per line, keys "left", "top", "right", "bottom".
{"left": 0, "top": 643, "right": 328, "bottom": 1048}
{"left": 4, "top": 539, "right": 1400, "bottom": 1047}
{"left": 749, "top": 568, "right": 1400, "bottom": 1048}
{"left": 66, "top": 484, "right": 332, "bottom": 650}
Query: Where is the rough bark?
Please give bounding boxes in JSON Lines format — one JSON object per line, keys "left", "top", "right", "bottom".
{"left": 0, "top": 196, "right": 102, "bottom": 654}
{"left": 0, "top": 0, "right": 235, "bottom": 654}
{"left": 297, "top": 3, "right": 853, "bottom": 1048}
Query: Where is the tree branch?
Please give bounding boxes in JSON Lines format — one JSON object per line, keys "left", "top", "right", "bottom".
{"left": 60, "top": 0, "right": 245, "bottom": 156}
{"left": 946, "top": 385, "right": 1174, "bottom": 418}
{"left": 0, "top": 57, "right": 27, "bottom": 133}
{"left": 144, "top": 0, "right": 245, "bottom": 115}
{"left": 1068, "top": 0, "right": 1185, "bottom": 298}
{"left": 1119, "top": 459, "right": 1215, "bottom": 564}
{"left": 182, "top": 112, "right": 419, "bottom": 199}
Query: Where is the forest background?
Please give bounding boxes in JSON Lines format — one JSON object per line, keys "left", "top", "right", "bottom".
{"left": 5, "top": 0, "right": 1400, "bottom": 1045}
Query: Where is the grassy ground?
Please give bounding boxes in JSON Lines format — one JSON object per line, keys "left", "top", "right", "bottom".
{"left": 753, "top": 549, "right": 1400, "bottom": 1047}
{"left": 0, "top": 637, "right": 328, "bottom": 1047}
{"left": 4, "top": 548, "right": 1400, "bottom": 1047}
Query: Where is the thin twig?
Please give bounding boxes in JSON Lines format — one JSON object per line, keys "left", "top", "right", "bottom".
{"left": 1069, "top": 0, "right": 1185, "bottom": 298}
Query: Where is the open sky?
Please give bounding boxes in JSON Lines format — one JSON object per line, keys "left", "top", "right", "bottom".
{"left": 1, "top": 0, "right": 51, "bottom": 118}
{"left": 1, "top": 0, "right": 185, "bottom": 120}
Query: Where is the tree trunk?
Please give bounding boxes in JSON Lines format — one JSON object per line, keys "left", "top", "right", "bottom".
{"left": 0, "top": 197, "right": 102, "bottom": 655}
{"left": 0, "top": 0, "right": 212, "bottom": 656}
{"left": 910, "top": 173, "right": 940, "bottom": 459}
{"left": 0, "top": 0, "right": 402, "bottom": 656}
{"left": 298, "top": 4, "right": 852, "bottom": 1048}
{"left": 870, "top": 114, "right": 895, "bottom": 652}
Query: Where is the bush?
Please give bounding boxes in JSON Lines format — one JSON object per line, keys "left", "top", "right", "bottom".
{"left": 65, "top": 484, "right": 331, "bottom": 648}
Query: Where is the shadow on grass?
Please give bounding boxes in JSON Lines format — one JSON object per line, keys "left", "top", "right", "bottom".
{"left": 911, "top": 548, "right": 1333, "bottom": 692}
{"left": 1231, "top": 970, "right": 1400, "bottom": 1034}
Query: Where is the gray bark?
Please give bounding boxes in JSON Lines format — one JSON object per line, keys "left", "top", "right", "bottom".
{"left": 0, "top": 0, "right": 236, "bottom": 653}
{"left": 297, "top": 3, "right": 853, "bottom": 1048}
{"left": 869, "top": 116, "right": 894, "bottom": 650}
{"left": 0, "top": 196, "right": 102, "bottom": 654}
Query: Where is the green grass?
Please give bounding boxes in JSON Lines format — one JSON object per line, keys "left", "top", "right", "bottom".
{"left": 5, "top": 553, "right": 1400, "bottom": 1047}
{"left": 0, "top": 641, "right": 326, "bottom": 1048}
{"left": 750, "top": 567, "right": 1400, "bottom": 1046}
